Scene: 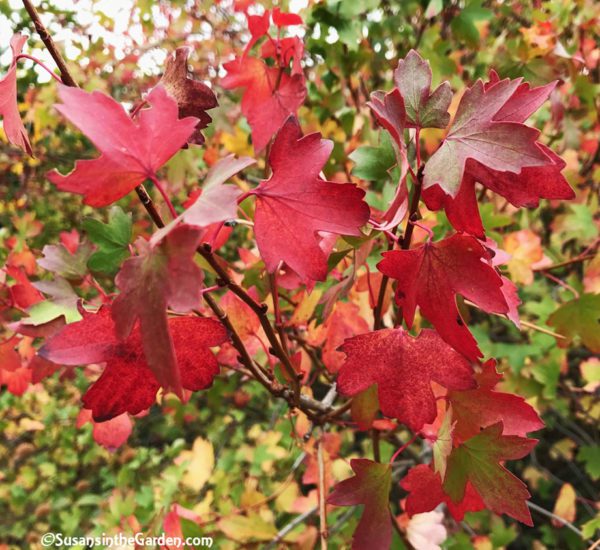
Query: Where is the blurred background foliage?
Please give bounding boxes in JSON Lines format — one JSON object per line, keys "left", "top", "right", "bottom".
{"left": 0, "top": 0, "right": 598, "bottom": 548}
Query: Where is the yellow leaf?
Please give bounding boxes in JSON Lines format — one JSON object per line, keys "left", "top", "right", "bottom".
{"left": 178, "top": 437, "right": 214, "bottom": 492}
{"left": 221, "top": 126, "right": 253, "bottom": 157}
{"left": 552, "top": 483, "right": 576, "bottom": 526}
{"left": 218, "top": 513, "right": 278, "bottom": 542}
{"left": 503, "top": 229, "right": 545, "bottom": 285}
{"left": 291, "top": 289, "right": 322, "bottom": 326}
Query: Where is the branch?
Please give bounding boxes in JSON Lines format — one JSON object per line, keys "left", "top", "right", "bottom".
{"left": 22, "top": 0, "right": 162, "bottom": 229}
{"left": 391, "top": 511, "right": 414, "bottom": 549}
{"left": 527, "top": 501, "right": 584, "bottom": 538}
{"left": 266, "top": 506, "right": 318, "bottom": 548}
{"left": 21, "top": 0, "right": 77, "bottom": 87}
{"left": 317, "top": 436, "right": 329, "bottom": 549}
{"left": 22, "top": 0, "right": 337, "bottom": 422}
{"left": 197, "top": 244, "right": 301, "bottom": 403}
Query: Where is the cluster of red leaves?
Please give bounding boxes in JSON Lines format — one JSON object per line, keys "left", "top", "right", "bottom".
{"left": 0, "top": 9, "right": 575, "bottom": 548}
{"left": 221, "top": 7, "right": 306, "bottom": 152}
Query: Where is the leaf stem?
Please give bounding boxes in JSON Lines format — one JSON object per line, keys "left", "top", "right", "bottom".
{"left": 373, "top": 165, "right": 424, "bottom": 330}
{"left": 390, "top": 433, "right": 418, "bottom": 464}
{"left": 149, "top": 175, "right": 178, "bottom": 220}
{"left": 14, "top": 53, "right": 63, "bottom": 83}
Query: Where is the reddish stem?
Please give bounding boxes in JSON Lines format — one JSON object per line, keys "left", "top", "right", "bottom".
{"left": 15, "top": 53, "right": 63, "bottom": 83}
{"left": 389, "top": 433, "right": 418, "bottom": 464}
{"left": 408, "top": 219, "right": 434, "bottom": 240}
{"left": 149, "top": 175, "right": 178, "bottom": 220}
{"left": 129, "top": 99, "right": 148, "bottom": 118}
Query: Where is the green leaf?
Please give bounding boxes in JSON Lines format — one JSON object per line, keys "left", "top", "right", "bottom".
{"left": 349, "top": 132, "right": 396, "bottom": 182}
{"left": 581, "top": 516, "right": 600, "bottom": 539}
{"left": 577, "top": 446, "right": 600, "bottom": 481}
{"left": 83, "top": 206, "right": 132, "bottom": 274}
{"left": 450, "top": 2, "right": 492, "bottom": 47}
{"left": 548, "top": 293, "right": 600, "bottom": 353}
{"left": 443, "top": 423, "right": 536, "bottom": 525}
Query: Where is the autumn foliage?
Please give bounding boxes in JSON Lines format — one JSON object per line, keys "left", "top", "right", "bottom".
{"left": 1, "top": 1, "right": 599, "bottom": 548}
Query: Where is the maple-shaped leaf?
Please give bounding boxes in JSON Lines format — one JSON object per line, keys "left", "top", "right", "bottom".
{"left": 393, "top": 49, "right": 452, "bottom": 129}
{"left": 423, "top": 76, "right": 550, "bottom": 197}
{"left": 338, "top": 328, "right": 475, "bottom": 431}
{"left": 443, "top": 423, "right": 537, "bottom": 525}
{"left": 39, "top": 306, "right": 227, "bottom": 421}
{"left": 547, "top": 293, "right": 600, "bottom": 353}
{"left": 153, "top": 154, "right": 254, "bottom": 242}
{"left": 47, "top": 85, "right": 197, "bottom": 206}
{"left": 378, "top": 233, "right": 509, "bottom": 360}
{"left": 112, "top": 225, "right": 204, "bottom": 396}
{"left": 328, "top": 459, "right": 392, "bottom": 550}
{"left": 401, "top": 464, "right": 485, "bottom": 521}
{"left": 449, "top": 359, "right": 544, "bottom": 441}
{"left": 221, "top": 56, "right": 306, "bottom": 152}
{"left": 0, "top": 34, "right": 32, "bottom": 155}
{"left": 83, "top": 206, "right": 132, "bottom": 275}
{"left": 37, "top": 241, "right": 94, "bottom": 280}
{"left": 251, "top": 117, "right": 369, "bottom": 281}
{"left": 423, "top": 73, "right": 573, "bottom": 236}
{"left": 158, "top": 47, "right": 218, "bottom": 145}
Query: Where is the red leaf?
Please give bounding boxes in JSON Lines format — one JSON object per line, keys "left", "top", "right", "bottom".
{"left": 425, "top": 152, "right": 569, "bottom": 236}
{"left": 47, "top": 85, "right": 197, "bottom": 206}
{"left": 0, "top": 34, "right": 32, "bottom": 155}
{"left": 392, "top": 49, "right": 452, "bottom": 129}
{"left": 158, "top": 47, "right": 218, "bottom": 145}
{"left": 244, "top": 11, "right": 271, "bottom": 55}
{"left": 77, "top": 409, "right": 133, "bottom": 451}
{"left": 328, "top": 459, "right": 392, "bottom": 550}
{"left": 321, "top": 302, "right": 369, "bottom": 373}
{"left": 401, "top": 464, "right": 485, "bottom": 520}
{"left": 6, "top": 266, "right": 43, "bottom": 309}
{"left": 251, "top": 118, "right": 369, "bottom": 281}
{"left": 272, "top": 8, "right": 303, "bottom": 27}
{"left": 423, "top": 76, "right": 550, "bottom": 197}
{"left": 39, "top": 306, "right": 227, "bottom": 421}
{"left": 377, "top": 234, "right": 509, "bottom": 360}
{"left": 112, "top": 225, "right": 205, "bottom": 395}
{"left": 449, "top": 359, "right": 544, "bottom": 441}
{"left": 261, "top": 37, "right": 305, "bottom": 75}
{"left": 221, "top": 56, "right": 306, "bottom": 152}
{"left": 367, "top": 88, "right": 406, "bottom": 147}
{"left": 338, "top": 328, "right": 475, "bottom": 431}
{"left": 443, "top": 423, "right": 537, "bottom": 525}
{"left": 152, "top": 154, "right": 254, "bottom": 242}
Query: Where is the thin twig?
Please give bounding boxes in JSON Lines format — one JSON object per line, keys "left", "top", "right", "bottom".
{"left": 463, "top": 299, "right": 566, "bottom": 339}
{"left": 317, "top": 436, "right": 328, "bottom": 549}
{"left": 21, "top": 0, "right": 77, "bottom": 87}
{"left": 266, "top": 506, "right": 318, "bottom": 548}
{"left": 534, "top": 254, "right": 596, "bottom": 272}
{"left": 390, "top": 511, "right": 414, "bottom": 549}
{"left": 527, "top": 501, "right": 584, "bottom": 538}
